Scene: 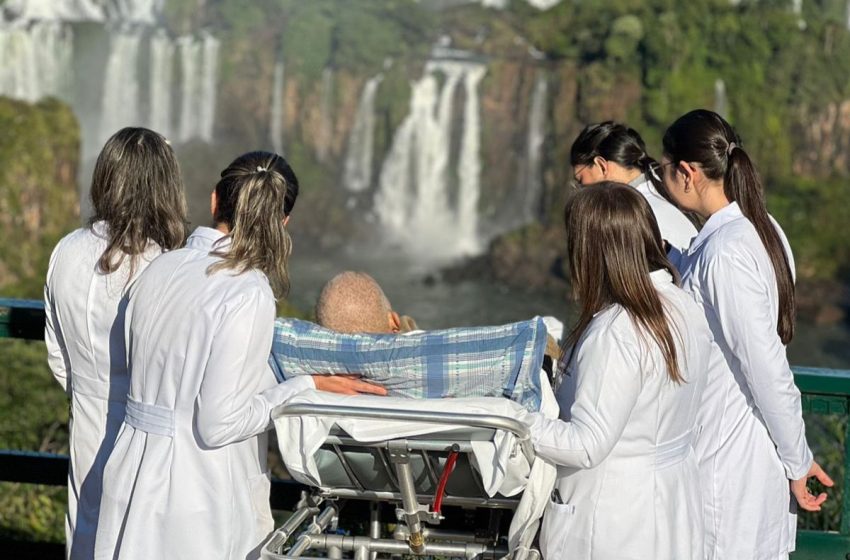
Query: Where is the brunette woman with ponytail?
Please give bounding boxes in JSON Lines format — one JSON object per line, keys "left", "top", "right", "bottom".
{"left": 570, "top": 121, "right": 697, "bottom": 259}
{"left": 661, "top": 109, "right": 832, "bottom": 560}
{"left": 95, "top": 152, "right": 384, "bottom": 560}
{"left": 522, "top": 183, "right": 717, "bottom": 559}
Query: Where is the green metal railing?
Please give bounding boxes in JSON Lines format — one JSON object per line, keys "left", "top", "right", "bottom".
{"left": 1, "top": 298, "right": 848, "bottom": 558}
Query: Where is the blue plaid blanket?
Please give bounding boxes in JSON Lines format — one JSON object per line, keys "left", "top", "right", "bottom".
{"left": 269, "top": 317, "right": 548, "bottom": 411}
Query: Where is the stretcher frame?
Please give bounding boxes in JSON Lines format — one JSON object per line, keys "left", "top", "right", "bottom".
{"left": 261, "top": 402, "right": 534, "bottom": 559}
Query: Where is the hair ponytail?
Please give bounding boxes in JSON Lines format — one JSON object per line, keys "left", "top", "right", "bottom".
{"left": 725, "top": 146, "right": 796, "bottom": 343}
{"left": 208, "top": 151, "right": 300, "bottom": 299}
{"left": 663, "top": 109, "right": 795, "bottom": 343}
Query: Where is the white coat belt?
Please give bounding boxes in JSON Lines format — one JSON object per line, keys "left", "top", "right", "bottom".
{"left": 606, "top": 430, "right": 695, "bottom": 474}
{"left": 125, "top": 396, "right": 175, "bottom": 437}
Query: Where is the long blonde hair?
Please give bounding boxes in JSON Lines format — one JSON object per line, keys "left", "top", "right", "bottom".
{"left": 207, "top": 151, "right": 299, "bottom": 298}
{"left": 564, "top": 182, "right": 684, "bottom": 382}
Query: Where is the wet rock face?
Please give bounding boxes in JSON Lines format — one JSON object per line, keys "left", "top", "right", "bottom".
{"left": 0, "top": 97, "right": 80, "bottom": 297}
{"left": 795, "top": 100, "right": 850, "bottom": 177}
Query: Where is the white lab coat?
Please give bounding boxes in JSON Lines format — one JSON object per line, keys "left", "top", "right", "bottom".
{"left": 630, "top": 173, "right": 698, "bottom": 264}
{"left": 524, "top": 270, "right": 709, "bottom": 560}
{"left": 94, "top": 227, "right": 314, "bottom": 560}
{"left": 681, "top": 202, "right": 812, "bottom": 560}
{"left": 44, "top": 222, "right": 161, "bottom": 560}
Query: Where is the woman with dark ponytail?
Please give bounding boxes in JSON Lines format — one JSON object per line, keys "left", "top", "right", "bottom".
{"left": 660, "top": 109, "right": 832, "bottom": 560}
{"left": 94, "top": 152, "right": 385, "bottom": 560}
{"left": 570, "top": 121, "right": 697, "bottom": 260}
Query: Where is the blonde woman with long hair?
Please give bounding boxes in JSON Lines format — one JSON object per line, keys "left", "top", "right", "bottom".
{"left": 44, "top": 127, "right": 187, "bottom": 559}
{"left": 522, "top": 182, "right": 716, "bottom": 559}
{"left": 94, "top": 151, "right": 384, "bottom": 560}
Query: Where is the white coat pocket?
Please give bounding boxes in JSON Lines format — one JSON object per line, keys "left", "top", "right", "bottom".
{"left": 248, "top": 471, "right": 274, "bottom": 539}
{"left": 540, "top": 500, "right": 580, "bottom": 560}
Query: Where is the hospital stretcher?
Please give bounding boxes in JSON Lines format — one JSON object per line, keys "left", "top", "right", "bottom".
{"left": 261, "top": 393, "right": 544, "bottom": 559}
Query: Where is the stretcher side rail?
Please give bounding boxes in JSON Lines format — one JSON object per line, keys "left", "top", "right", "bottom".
{"left": 271, "top": 402, "right": 535, "bottom": 462}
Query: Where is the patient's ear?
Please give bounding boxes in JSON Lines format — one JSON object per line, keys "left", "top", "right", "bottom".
{"left": 389, "top": 311, "right": 401, "bottom": 333}
{"left": 210, "top": 190, "right": 218, "bottom": 219}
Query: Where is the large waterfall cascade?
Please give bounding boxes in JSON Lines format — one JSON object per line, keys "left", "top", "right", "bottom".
{"left": 0, "top": 9, "right": 220, "bottom": 161}
{"left": 344, "top": 74, "right": 384, "bottom": 193}
{"left": 373, "top": 59, "right": 488, "bottom": 260}
{"left": 0, "top": 21, "right": 72, "bottom": 103}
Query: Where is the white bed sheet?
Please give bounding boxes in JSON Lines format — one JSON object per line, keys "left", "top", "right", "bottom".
{"left": 272, "top": 392, "right": 531, "bottom": 497}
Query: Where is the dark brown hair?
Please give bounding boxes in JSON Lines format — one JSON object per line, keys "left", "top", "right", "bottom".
{"left": 89, "top": 127, "right": 187, "bottom": 274}
{"left": 564, "top": 182, "right": 684, "bottom": 383}
{"left": 208, "top": 151, "right": 299, "bottom": 299}
{"left": 570, "top": 121, "right": 675, "bottom": 204}
{"left": 662, "top": 109, "right": 795, "bottom": 343}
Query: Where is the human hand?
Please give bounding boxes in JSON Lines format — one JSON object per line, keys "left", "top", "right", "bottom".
{"left": 791, "top": 460, "right": 834, "bottom": 512}
{"left": 311, "top": 374, "right": 388, "bottom": 396}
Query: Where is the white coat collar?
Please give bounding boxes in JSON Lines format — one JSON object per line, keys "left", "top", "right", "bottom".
{"left": 186, "top": 226, "right": 231, "bottom": 253}
{"left": 628, "top": 173, "right": 655, "bottom": 196}
{"left": 687, "top": 202, "right": 744, "bottom": 255}
{"left": 649, "top": 268, "right": 674, "bottom": 285}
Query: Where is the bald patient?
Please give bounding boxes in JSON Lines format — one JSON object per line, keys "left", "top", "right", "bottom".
{"left": 315, "top": 271, "right": 418, "bottom": 334}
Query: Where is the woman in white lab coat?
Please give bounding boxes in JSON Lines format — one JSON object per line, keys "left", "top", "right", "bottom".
{"left": 659, "top": 109, "right": 832, "bottom": 560}
{"left": 94, "top": 152, "right": 385, "bottom": 560}
{"left": 522, "top": 182, "right": 713, "bottom": 560}
{"left": 44, "top": 127, "right": 187, "bottom": 559}
{"left": 570, "top": 121, "right": 697, "bottom": 263}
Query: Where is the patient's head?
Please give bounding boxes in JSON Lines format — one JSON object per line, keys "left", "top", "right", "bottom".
{"left": 316, "top": 271, "right": 401, "bottom": 334}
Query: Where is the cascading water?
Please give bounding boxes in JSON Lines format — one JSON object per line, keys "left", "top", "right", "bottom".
{"left": 269, "top": 61, "right": 285, "bottom": 154}
{"left": 317, "top": 67, "right": 334, "bottom": 163}
{"left": 99, "top": 29, "right": 142, "bottom": 142}
{"left": 148, "top": 29, "right": 175, "bottom": 139}
{"left": 197, "top": 32, "right": 219, "bottom": 143}
{"left": 792, "top": 0, "right": 802, "bottom": 14}
{"left": 177, "top": 35, "right": 200, "bottom": 143}
{"left": 455, "top": 66, "right": 487, "bottom": 255}
{"left": 0, "top": 21, "right": 72, "bottom": 102}
{"left": 520, "top": 72, "right": 547, "bottom": 226}
{"left": 374, "top": 59, "right": 487, "bottom": 261}
{"left": 714, "top": 78, "right": 728, "bottom": 119}
{"left": 344, "top": 74, "right": 383, "bottom": 193}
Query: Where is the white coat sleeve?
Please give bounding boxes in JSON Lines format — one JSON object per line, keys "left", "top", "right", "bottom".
{"left": 195, "top": 288, "right": 314, "bottom": 448}
{"left": 525, "top": 328, "right": 642, "bottom": 469}
{"left": 703, "top": 250, "right": 812, "bottom": 480}
{"left": 44, "top": 247, "right": 71, "bottom": 394}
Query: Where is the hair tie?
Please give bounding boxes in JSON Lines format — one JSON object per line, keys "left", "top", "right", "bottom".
{"left": 256, "top": 165, "right": 268, "bottom": 172}
{"left": 726, "top": 142, "right": 737, "bottom": 156}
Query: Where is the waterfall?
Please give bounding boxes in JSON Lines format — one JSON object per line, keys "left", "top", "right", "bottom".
{"left": 846, "top": 0, "right": 850, "bottom": 30}
{"left": 344, "top": 75, "right": 383, "bottom": 193}
{"left": 148, "top": 30, "right": 174, "bottom": 138}
{"left": 99, "top": 29, "right": 142, "bottom": 143}
{"left": 374, "top": 60, "right": 487, "bottom": 260}
{"left": 270, "top": 61, "right": 286, "bottom": 154}
{"left": 714, "top": 78, "right": 728, "bottom": 119}
{"left": 455, "top": 66, "right": 487, "bottom": 255}
{"left": 197, "top": 32, "right": 219, "bottom": 143}
{"left": 520, "top": 72, "right": 548, "bottom": 225}
{"left": 0, "top": 21, "right": 72, "bottom": 103}
{"left": 2, "top": 0, "right": 161, "bottom": 23}
{"left": 177, "top": 36, "right": 199, "bottom": 142}
{"left": 792, "top": 0, "right": 802, "bottom": 14}
{"left": 317, "top": 67, "right": 334, "bottom": 162}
